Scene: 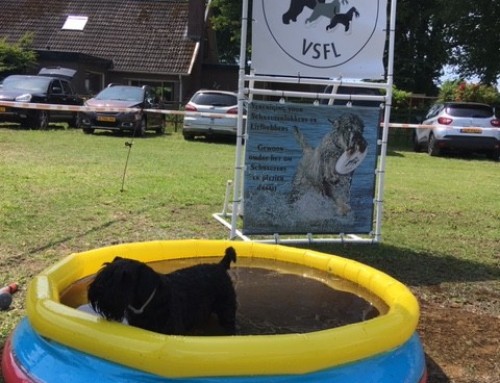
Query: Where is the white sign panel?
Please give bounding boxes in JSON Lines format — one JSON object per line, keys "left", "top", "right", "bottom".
{"left": 252, "top": 0, "right": 387, "bottom": 79}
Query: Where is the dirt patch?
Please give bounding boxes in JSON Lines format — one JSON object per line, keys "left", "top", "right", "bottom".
{"left": 413, "top": 284, "right": 499, "bottom": 383}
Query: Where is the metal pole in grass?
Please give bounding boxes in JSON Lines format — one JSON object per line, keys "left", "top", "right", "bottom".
{"left": 121, "top": 139, "right": 134, "bottom": 192}
{"left": 121, "top": 116, "right": 141, "bottom": 192}
{"left": 373, "top": 0, "right": 398, "bottom": 242}
{"left": 229, "top": 0, "right": 250, "bottom": 239}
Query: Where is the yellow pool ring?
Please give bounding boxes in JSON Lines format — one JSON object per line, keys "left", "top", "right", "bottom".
{"left": 27, "top": 240, "right": 419, "bottom": 378}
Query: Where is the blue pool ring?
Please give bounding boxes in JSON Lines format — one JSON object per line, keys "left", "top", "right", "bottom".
{"left": 5, "top": 318, "right": 427, "bottom": 383}
{"left": 2, "top": 240, "right": 428, "bottom": 382}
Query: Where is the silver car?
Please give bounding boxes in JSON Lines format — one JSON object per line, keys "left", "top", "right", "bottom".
{"left": 182, "top": 90, "right": 240, "bottom": 140}
{"left": 414, "top": 102, "right": 500, "bottom": 160}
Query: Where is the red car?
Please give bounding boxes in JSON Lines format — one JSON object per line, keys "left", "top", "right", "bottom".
{"left": 80, "top": 84, "right": 165, "bottom": 136}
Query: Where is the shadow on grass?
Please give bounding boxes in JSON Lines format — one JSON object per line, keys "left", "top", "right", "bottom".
{"left": 83, "top": 130, "right": 168, "bottom": 139}
{"left": 0, "top": 122, "right": 69, "bottom": 131}
{"left": 426, "top": 355, "right": 451, "bottom": 383}
{"left": 302, "top": 243, "right": 499, "bottom": 287}
{"left": 184, "top": 136, "right": 238, "bottom": 146}
{"left": 14, "top": 219, "right": 126, "bottom": 261}
{"left": 386, "top": 142, "right": 499, "bottom": 162}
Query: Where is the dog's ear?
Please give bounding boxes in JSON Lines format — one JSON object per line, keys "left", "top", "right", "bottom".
{"left": 100, "top": 257, "right": 124, "bottom": 269}
{"left": 329, "top": 118, "right": 340, "bottom": 130}
{"left": 88, "top": 260, "right": 140, "bottom": 322}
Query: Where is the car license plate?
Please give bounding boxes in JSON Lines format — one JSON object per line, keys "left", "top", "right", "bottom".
{"left": 98, "top": 116, "right": 116, "bottom": 122}
{"left": 460, "top": 128, "right": 482, "bottom": 134}
{"left": 0, "top": 106, "right": 6, "bottom": 112}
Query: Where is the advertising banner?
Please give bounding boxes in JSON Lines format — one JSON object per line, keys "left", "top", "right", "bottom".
{"left": 251, "top": 0, "right": 387, "bottom": 79}
{"left": 243, "top": 101, "right": 379, "bottom": 235}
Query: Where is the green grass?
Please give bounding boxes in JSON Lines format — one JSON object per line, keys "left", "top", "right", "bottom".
{"left": 321, "top": 147, "right": 500, "bottom": 286}
{"left": 0, "top": 127, "right": 499, "bottom": 376}
{"left": 0, "top": 128, "right": 236, "bottom": 337}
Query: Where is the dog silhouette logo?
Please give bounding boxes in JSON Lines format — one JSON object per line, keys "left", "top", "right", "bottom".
{"left": 254, "top": 0, "right": 385, "bottom": 75}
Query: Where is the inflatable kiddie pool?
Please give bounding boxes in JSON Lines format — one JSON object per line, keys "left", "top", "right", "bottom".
{"left": 2, "top": 240, "right": 427, "bottom": 382}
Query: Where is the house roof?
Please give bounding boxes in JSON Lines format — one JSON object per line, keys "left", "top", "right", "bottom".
{"left": 0, "top": 0, "right": 199, "bottom": 75}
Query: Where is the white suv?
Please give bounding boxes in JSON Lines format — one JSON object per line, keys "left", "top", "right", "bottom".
{"left": 414, "top": 102, "right": 500, "bottom": 160}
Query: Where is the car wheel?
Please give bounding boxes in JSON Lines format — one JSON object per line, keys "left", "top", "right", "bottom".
{"left": 32, "top": 110, "right": 49, "bottom": 130}
{"left": 427, "top": 133, "right": 440, "bottom": 156}
{"left": 68, "top": 113, "right": 81, "bottom": 129}
{"left": 183, "top": 133, "right": 194, "bottom": 140}
{"left": 20, "top": 118, "right": 30, "bottom": 128}
{"left": 83, "top": 128, "right": 95, "bottom": 134}
{"left": 486, "top": 148, "right": 500, "bottom": 161}
{"left": 155, "top": 121, "right": 165, "bottom": 135}
{"left": 135, "top": 118, "right": 147, "bottom": 137}
{"left": 412, "top": 131, "right": 422, "bottom": 152}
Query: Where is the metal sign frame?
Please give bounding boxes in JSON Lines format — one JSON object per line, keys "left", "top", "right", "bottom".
{"left": 213, "top": 0, "right": 398, "bottom": 244}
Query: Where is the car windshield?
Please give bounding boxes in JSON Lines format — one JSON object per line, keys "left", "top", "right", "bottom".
{"left": 95, "top": 86, "right": 144, "bottom": 101}
{"left": 192, "top": 92, "right": 236, "bottom": 106}
{"left": 446, "top": 104, "right": 493, "bottom": 118}
{"left": 1, "top": 76, "right": 51, "bottom": 93}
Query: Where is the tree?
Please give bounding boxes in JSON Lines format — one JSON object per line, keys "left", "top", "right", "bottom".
{"left": 441, "top": 0, "right": 500, "bottom": 86}
{"left": 209, "top": 0, "right": 248, "bottom": 64}
{"left": 210, "top": 0, "right": 450, "bottom": 94}
{"left": 208, "top": 0, "right": 499, "bottom": 94}
{"left": 392, "top": 0, "right": 449, "bottom": 95}
{"left": 0, "top": 33, "right": 38, "bottom": 77}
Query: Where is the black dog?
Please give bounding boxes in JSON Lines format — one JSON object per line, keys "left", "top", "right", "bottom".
{"left": 326, "top": 6, "right": 360, "bottom": 32}
{"left": 88, "top": 247, "right": 237, "bottom": 335}
{"left": 282, "top": 0, "right": 325, "bottom": 24}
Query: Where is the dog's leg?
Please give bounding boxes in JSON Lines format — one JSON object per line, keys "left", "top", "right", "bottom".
{"left": 327, "top": 177, "right": 352, "bottom": 216}
{"left": 212, "top": 289, "right": 237, "bottom": 335}
{"left": 292, "top": 126, "right": 313, "bottom": 152}
{"left": 326, "top": 18, "right": 338, "bottom": 31}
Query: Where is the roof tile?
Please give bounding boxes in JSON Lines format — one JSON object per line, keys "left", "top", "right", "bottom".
{"left": 0, "top": 0, "right": 198, "bottom": 75}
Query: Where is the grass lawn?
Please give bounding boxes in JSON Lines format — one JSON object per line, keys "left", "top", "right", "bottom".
{"left": 0, "top": 126, "right": 499, "bottom": 382}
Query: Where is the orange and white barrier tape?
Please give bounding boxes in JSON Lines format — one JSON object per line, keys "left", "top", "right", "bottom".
{"left": 1, "top": 100, "right": 495, "bottom": 129}
{"left": 0, "top": 100, "right": 238, "bottom": 119}
{"left": 382, "top": 123, "right": 435, "bottom": 129}
{"left": 380, "top": 122, "right": 499, "bottom": 130}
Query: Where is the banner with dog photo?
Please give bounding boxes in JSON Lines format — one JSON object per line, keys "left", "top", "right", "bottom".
{"left": 243, "top": 100, "right": 379, "bottom": 235}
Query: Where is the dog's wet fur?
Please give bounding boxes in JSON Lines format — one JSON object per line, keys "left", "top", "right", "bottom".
{"left": 88, "top": 247, "right": 237, "bottom": 335}
{"left": 290, "top": 113, "right": 367, "bottom": 215}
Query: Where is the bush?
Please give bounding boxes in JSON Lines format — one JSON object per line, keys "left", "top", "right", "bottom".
{"left": 0, "top": 33, "right": 37, "bottom": 77}
{"left": 389, "top": 86, "right": 432, "bottom": 124}
{"left": 438, "top": 80, "right": 500, "bottom": 104}
{"left": 392, "top": 87, "right": 412, "bottom": 109}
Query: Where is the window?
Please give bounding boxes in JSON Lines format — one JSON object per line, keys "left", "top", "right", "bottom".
{"left": 85, "top": 71, "right": 104, "bottom": 95}
{"left": 447, "top": 104, "right": 493, "bottom": 118}
{"left": 130, "top": 80, "right": 174, "bottom": 102}
{"left": 50, "top": 80, "right": 63, "bottom": 94}
{"left": 61, "top": 81, "right": 73, "bottom": 95}
{"left": 62, "top": 16, "right": 88, "bottom": 31}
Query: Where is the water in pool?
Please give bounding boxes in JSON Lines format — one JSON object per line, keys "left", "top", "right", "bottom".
{"left": 61, "top": 257, "right": 388, "bottom": 335}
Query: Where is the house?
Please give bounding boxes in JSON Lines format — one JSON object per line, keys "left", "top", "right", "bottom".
{"left": 0, "top": 0, "right": 238, "bottom": 105}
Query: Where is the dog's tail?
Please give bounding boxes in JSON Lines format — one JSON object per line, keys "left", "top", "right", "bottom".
{"left": 293, "top": 126, "right": 313, "bottom": 152}
{"left": 220, "top": 247, "right": 237, "bottom": 269}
